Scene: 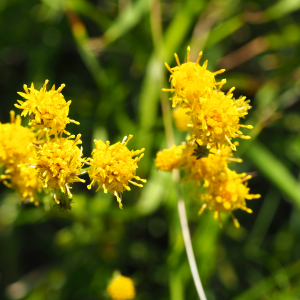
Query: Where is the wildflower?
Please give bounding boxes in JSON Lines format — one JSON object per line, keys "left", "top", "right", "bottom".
{"left": 182, "top": 144, "right": 240, "bottom": 185}
{"left": 0, "top": 111, "right": 36, "bottom": 167}
{"left": 1, "top": 165, "right": 42, "bottom": 203}
{"left": 87, "top": 135, "right": 146, "bottom": 209}
{"left": 20, "top": 134, "right": 85, "bottom": 203}
{"left": 107, "top": 275, "right": 135, "bottom": 300}
{"left": 199, "top": 169, "right": 261, "bottom": 227}
{"left": 155, "top": 144, "right": 186, "bottom": 172}
{"left": 162, "top": 46, "right": 225, "bottom": 108}
{"left": 189, "top": 88, "right": 253, "bottom": 150}
{"left": 172, "top": 106, "right": 191, "bottom": 131}
{"left": 15, "top": 80, "right": 79, "bottom": 138}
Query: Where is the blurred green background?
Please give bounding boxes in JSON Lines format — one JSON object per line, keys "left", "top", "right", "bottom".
{"left": 0, "top": 0, "right": 300, "bottom": 299}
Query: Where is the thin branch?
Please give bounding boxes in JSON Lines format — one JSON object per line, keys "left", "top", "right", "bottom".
{"left": 178, "top": 199, "right": 207, "bottom": 300}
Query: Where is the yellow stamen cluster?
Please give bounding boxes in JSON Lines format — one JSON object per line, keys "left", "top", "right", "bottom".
{"left": 200, "top": 169, "right": 261, "bottom": 228}
{"left": 0, "top": 111, "right": 36, "bottom": 165}
{"left": 87, "top": 135, "right": 146, "bottom": 209}
{"left": 156, "top": 143, "right": 260, "bottom": 226}
{"left": 172, "top": 106, "right": 191, "bottom": 131}
{"left": 107, "top": 275, "right": 135, "bottom": 300}
{"left": 163, "top": 46, "right": 252, "bottom": 150}
{"left": 15, "top": 80, "right": 79, "bottom": 138}
{"left": 20, "top": 135, "right": 85, "bottom": 203}
{"left": 14, "top": 81, "right": 86, "bottom": 204}
{"left": 157, "top": 47, "right": 260, "bottom": 227}
{"left": 2, "top": 80, "right": 146, "bottom": 208}
{"left": 189, "top": 89, "right": 253, "bottom": 150}
{"left": 0, "top": 111, "right": 42, "bottom": 202}
{"left": 163, "top": 50, "right": 225, "bottom": 108}
{"left": 1, "top": 166, "right": 42, "bottom": 203}
{"left": 155, "top": 144, "right": 186, "bottom": 171}
{"left": 182, "top": 145, "right": 237, "bottom": 185}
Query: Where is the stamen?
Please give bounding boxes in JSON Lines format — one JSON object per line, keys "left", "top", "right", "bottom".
{"left": 186, "top": 46, "right": 190, "bottom": 62}
{"left": 54, "top": 189, "right": 60, "bottom": 205}
{"left": 65, "top": 184, "right": 72, "bottom": 198}
{"left": 195, "top": 51, "right": 203, "bottom": 65}
{"left": 164, "top": 62, "right": 173, "bottom": 73}
{"left": 174, "top": 53, "right": 180, "bottom": 66}
{"left": 231, "top": 213, "right": 240, "bottom": 228}
{"left": 198, "top": 203, "right": 207, "bottom": 215}
{"left": 79, "top": 146, "right": 83, "bottom": 160}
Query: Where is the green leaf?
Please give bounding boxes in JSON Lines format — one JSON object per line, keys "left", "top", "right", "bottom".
{"left": 245, "top": 141, "right": 300, "bottom": 209}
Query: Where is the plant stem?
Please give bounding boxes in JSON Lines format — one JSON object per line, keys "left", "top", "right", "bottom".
{"left": 178, "top": 199, "right": 207, "bottom": 300}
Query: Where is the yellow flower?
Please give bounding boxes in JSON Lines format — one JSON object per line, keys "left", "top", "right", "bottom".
{"left": 182, "top": 144, "right": 240, "bottom": 185}
{"left": 172, "top": 106, "right": 191, "bottom": 131}
{"left": 162, "top": 46, "right": 225, "bottom": 108}
{"left": 199, "top": 169, "right": 261, "bottom": 227}
{"left": 155, "top": 144, "right": 186, "bottom": 171}
{"left": 20, "top": 134, "right": 85, "bottom": 203}
{"left": 189, "top": 88, "right": 253, "bottom": 150}
{"left": 15, "top": 80, "right": 79, "bottom": 138}
{"left": 0, "top": 111, "right": 36, "bottom": 167}
{"left": 107, "top": 275, "right": 135, "bottom": 300}
{"left": 87, "top": 135, "right": 146, "bottom": 209}
{"left": 1, "top": 165, "right": 42, "bottom": 203}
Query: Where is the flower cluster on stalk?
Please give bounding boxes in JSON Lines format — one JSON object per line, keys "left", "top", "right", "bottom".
{"left": 0, "top": 80, "right": 145, "bottom": 209}
{"left": 156, "top": 47, "right": 260, "bottom": 227}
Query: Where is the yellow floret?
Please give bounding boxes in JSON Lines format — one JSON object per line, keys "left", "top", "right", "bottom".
{"left": 20, "top": 134, "right": 86, "bottom": 203}
{"left": 87, "top": 135, "right": 146, "bottom": 209}
{"left": 0, "top": 111, "right": 36, "bottom": 167}
{"left": 182, "top": 144, "right": 239, "bottom": 185}
{"left": 189, "top": 88, "right": 253, "bottom": 150}
{"left": 107, "top": 275, "right": 135, "bottom": 300}
{"left": 0, "top": 111, "right": 42, "bottom": 202}
{"left": 162, "top": 46, "right": 225, "bottom": 108}
{"left": 155, "top": 144, "right": 186, "bottom": 171}
{"left": 15, "top": 80, "right": 79, "bottom": 138}
{"left": 1, "top": 165, "right": 42, "bottom": 203}
{"left": 199, "top": 169, "right": 261, "bottom": 227}
{"left": 172, "top": 106, "right": 191, "bottom": 131}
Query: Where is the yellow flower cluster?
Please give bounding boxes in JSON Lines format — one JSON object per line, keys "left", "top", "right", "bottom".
{"left": 87, "top": 135, "right": 146, "bottom": 209}
{"left": 155, "top": 144, "right": 186, "bottom": 171}
{"left": 0, "top": 80, "right": 146, "bottom": 209}
{"left": 15, "top": 80, "right": 79, "bottom": 138}
{"left": 22, "top": 135, "right": 85, "bottom": 203}
{"left": 163, "top": 47, "right": 252, "bottom": 150}
{"left": 14, "top": 81, "right": 86, "bottom": 205}
{"left": 157, "top": 47, "right": 260, "bottom": 227}
{"left": 200, "top": 169, "right": 260, "bottom": 228}
{"left": 0, "top": 111, "right": 42, "bottom": 202}
{"left": 107, "top": 275, "right": 135, "bottom": 300}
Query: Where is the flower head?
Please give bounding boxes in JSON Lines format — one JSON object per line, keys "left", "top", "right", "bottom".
{"left": 15, "top": 80, "right": 79, "bottom": 138}
{"left": 1, "top": 165, "right": 42, "bottom": 203}
{"left": 20, "top": 134, "right": 85, "bottom": 202}
{"left": 87, "top": 135, "right": 146, "bottom": 209}
{"left": 0, "top": 111, "right": 36, "bottom": 167}
{"left": 155, "top": 144, "right": 186, "bottom": 172}
{"left": 182, "top": 144, "right": 240, "bottom": 185}
{"left": 107, "top": 275, "right": 135, "bottom": 300}
{"left": 172, "top": 106, "right": 191, "bottom": 131}
{"left": 189, "top": 88, "right": 253, "bottom": 150}
{"left": 162, "top": 46, "right": 225, "bottom": 108}
{"left": 199, "top": 169, "right": 261, "bottom": 227}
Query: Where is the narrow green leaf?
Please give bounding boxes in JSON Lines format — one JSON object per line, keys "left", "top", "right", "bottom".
{"left": 245, "top": 141, "right": 300, "bottom": 208}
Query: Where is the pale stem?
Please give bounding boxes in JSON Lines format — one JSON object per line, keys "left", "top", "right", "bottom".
{"left": 178, "top": 199, "right": 207, "bottom": 300}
